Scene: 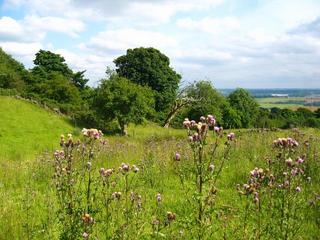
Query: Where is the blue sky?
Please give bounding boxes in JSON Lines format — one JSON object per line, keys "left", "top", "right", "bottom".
{"left": 0, "top": 0, "right": 320, "bottom": 88}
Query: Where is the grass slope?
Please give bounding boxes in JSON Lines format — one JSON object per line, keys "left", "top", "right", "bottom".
{"left": 0, "top": 96, "right": 76, "bottom": 161}
{"left": 0, "top": 96, "right": 77, "bottom": 238}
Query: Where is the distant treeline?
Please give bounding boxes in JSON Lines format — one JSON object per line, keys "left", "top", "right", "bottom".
{"left": 219, "top": 88, "right": 320, "bottom": 98}
{"left": 1, "top": 47, "right": 320, "bottom": 133}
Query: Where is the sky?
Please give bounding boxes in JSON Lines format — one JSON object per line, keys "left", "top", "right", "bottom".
{"left": 0, "top": 0, "right": 320, "bottom": 88}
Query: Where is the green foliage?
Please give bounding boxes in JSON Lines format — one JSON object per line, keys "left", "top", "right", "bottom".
{"left": 94, "top": 75, "right": 155, "bottom": 134}
{"left": 32, "top": 50, "right": 73, "bottom": 78}
{"left": 114, "top": 47, "right": 181, "bottom": 116}
{"left": 72, "top": 70, "right": 89, "bottom": 90}
{"left": 228, "top": 88, "right": 259, "bottom": 128}
{"left": 0, "top": 48, "right": 27, "bottom": 91}
{"left": 315, "top": 108, "right": 320, "bottom": 118}
{"left": 222, "top": 105, "right": 242, "bottom": 128}
{"left": 183, "top": 81, "right": 226, "bottom": 124}
{"left": 25, "top": 50, "right": 90, "bottom": 115}
{"left": 28, "top": 72, "right": 81, "bottom": 110}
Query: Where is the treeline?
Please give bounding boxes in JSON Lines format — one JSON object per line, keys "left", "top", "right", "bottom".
{"left": 1, "top": 47, "right": 319, "bottom": 133}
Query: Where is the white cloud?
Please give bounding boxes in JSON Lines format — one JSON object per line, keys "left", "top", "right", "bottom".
{"left": 24, "top": 15, "right": 85, "bottom": 37}
{"left": 0, "top": 16, "right": 45, "bottom": 42}
{"left": 177, "top": 17, "right": 240, "bottom": 34}
{"left": 1, "top": 0, "right": 320, "bottom": 88}
{"left": 0, "top": 17, "right": 24, "bottom": 41}
{"left": 53, "top": 48, "right": 113, "bottom": 84}
{"left": 3, "top": 0, "right": 225, "bottom": 25}
{"left": 0, "top": 41, "right": 42, "bottom": 57}
{"left": 87, "top": 28, "right": 178, "bottom": 52}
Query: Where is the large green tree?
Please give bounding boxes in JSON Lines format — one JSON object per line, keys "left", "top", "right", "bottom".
{"left": 32, "top": 50, "right": 73, "bottom": 78}
{"left": 94, "top": 75, "right": 155, "bottom": 135}
{"left": 31, "top": 50, "right": 89, "bottom": 90}
{"left": 27, "top": 50, "right": 89, "bottom": 114}
{"left": 113, "top": 47, "right": 181, "bottom": 116}
{"left": 228, "top": 88, "right": 259, "bottom": 128}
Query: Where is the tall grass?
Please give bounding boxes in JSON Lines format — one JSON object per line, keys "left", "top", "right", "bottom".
{"left": 0, "top": 97, "right": 319, "bottom": 239}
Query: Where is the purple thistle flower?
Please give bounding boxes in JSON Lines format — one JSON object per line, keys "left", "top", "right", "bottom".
{"left": 183, "top": 118, "right": 191, "bottom": 128}
{"left": 175, "top": 153, "right": 181, "bottom": 161}
{"left": 227, "top": 132, "right": 235, "bottom": 141}
{"left": 156, "top": 193, "right": 162, "bottom": 203}
{"left": 285, "top": 158, "right": 293, "bottom": 167}
{"left": 207, "top": 115, "right": 216, "bottom": 126}
{"left": 296, "top": 157, "right": 304, "bottom": 164}
{"left": 121, "top": 163, "right": 129, "bottom": 172}
{"left": 82, "top": 232, "right": 89, "bottom": 239}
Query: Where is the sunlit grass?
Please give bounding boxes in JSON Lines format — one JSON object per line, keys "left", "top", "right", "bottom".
{"left": 0, "top": 96, "right": 319, "bottom": 239}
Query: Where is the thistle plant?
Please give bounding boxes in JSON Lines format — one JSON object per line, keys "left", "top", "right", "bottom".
{"left": 53, "top": 129, "right": 103, "bottom": 239}
{"left": 176, "top": 115, "right": 234, "bottom": 239}
{"left": 237, "top": 136, "right": 311, "bottom": 239}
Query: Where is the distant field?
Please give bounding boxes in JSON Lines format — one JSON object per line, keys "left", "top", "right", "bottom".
{"left": 256, "top": 97, "right": 319, "bottom": 111}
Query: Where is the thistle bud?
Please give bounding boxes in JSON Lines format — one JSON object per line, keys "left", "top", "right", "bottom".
{"left": 156, "top": 193, "right": 162, "bottom": 203}
{"left": 86, "top": 162, "right": 92, "bottom": 171}
{"left": 285, "top": 158, "right": 293, "bottom": 167}
{"left": 132, "top": 165, "right": 139, "bottom": 173}
{"left": 167, "top": 211, "right": 176, "bottom": 221}
{"left": 82, "top": 232, "right": 89, "bottom": 239}
{"left": 227, "top": 133, "right": 235, "bottom": 141}
{"left": 209, "top": 164, "right": 215, "bottom": 172}
{"left": 121, "top": 163, "right": 129, "bottom": 172}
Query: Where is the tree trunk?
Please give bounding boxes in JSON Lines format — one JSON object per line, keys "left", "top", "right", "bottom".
{"left": 119, "top": 121, "right": 128, "bottom": 136}
{"left": 163, "top": 108, "right": 178, "bottom": 128}
{"left": 163, "top": 96, "right": 197, "bottom": 128}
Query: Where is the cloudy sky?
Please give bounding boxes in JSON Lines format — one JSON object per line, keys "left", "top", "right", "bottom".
{"left": 0, "top": 0, "right": 320, "bottom": 88}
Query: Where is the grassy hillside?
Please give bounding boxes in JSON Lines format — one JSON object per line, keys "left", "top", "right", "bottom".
{"left": 0, "top": 96, "right": 76, "bottom": 161}
{"left": 0, "top": 96, "right": 77, "bottom": 238}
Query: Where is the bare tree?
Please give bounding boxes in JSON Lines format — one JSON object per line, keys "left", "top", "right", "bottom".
{"left": 163, "top": 88, "right": 198, "bottom": 128}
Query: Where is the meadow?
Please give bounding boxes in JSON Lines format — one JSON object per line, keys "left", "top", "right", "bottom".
{"left": 256, "top": 97, "right": 318, "bottom": 111}
{"left": 0, "top": 96, "right": 319, "bottom": 239}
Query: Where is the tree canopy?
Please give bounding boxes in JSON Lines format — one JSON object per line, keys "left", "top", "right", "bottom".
{"left": 228, "top": 88, "right": 259, "bottom": 128}
{"left": 184, "top": 81, "right": 227, "bottom": 124}
{"left": 93, "top": 75, "right": 155, "bottom": 135}
{"left": 114, "top": 47, "right": 181, "bottom": 115}
{"left": 0, "top": 48, "right": 28, "bottom": 91}
{"left": 32, "top": 50, "right": 73, "bottom": 78}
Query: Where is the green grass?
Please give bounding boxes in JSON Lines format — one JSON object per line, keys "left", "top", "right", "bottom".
{"left": 0, "top": 96, "right": 77, "bottom": 161}
{"left": 0, "top": 96, "right": 77, "bottom": 239}
{"left": 0, "top": 96, "right": 319, "bottom": 239}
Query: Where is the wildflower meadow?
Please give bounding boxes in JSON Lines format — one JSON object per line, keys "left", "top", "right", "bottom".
{"left": 2, "top": 114, "right": 318, "bottom": 240}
